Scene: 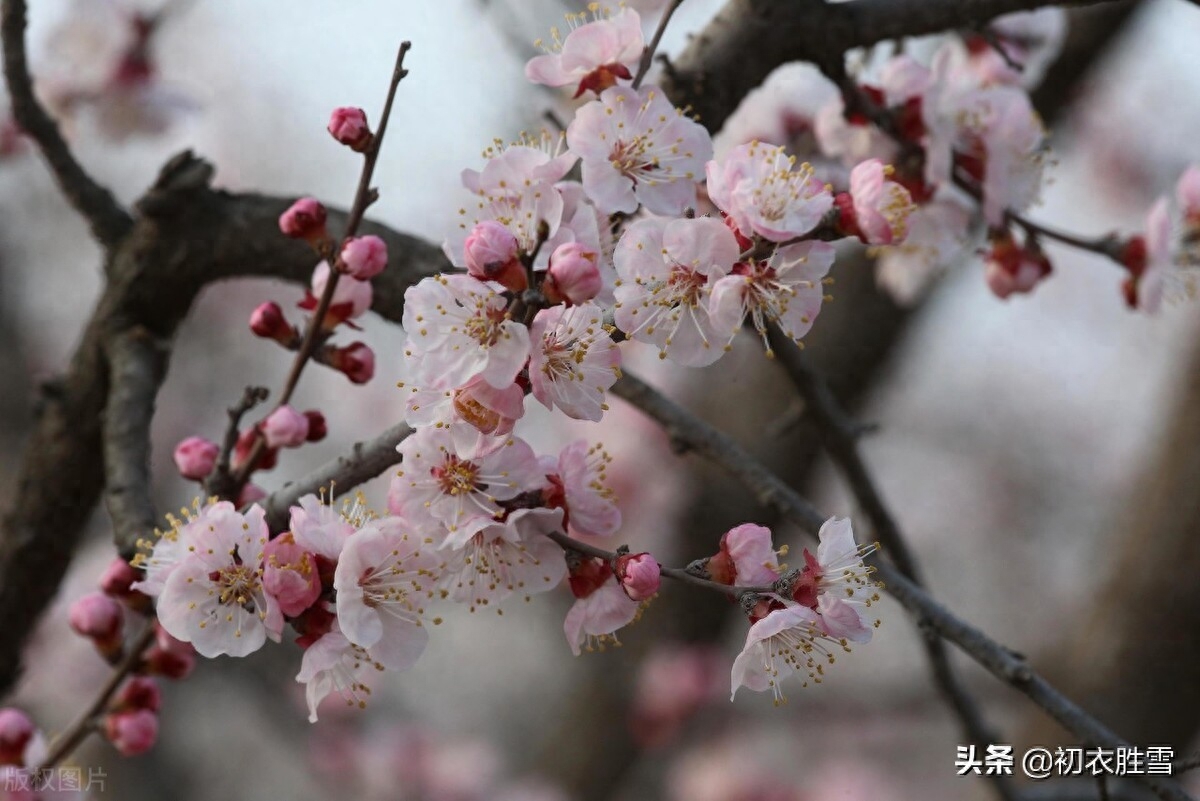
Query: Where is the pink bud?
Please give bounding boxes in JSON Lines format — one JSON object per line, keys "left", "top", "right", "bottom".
{"left": 279, "top": 197, "right": 329, "bottom": 246}
{"left": 327, "top": 106, "right": 372, "bottom": 152}
{"left": 113, "top": 677, "right": 161, "bottom": 713}
{"left": 464, "top": 221, "right": 521, "bottom": 282}
{"left": 172, "top": 436, "right": 219, "bottom": 481}
{"left": 144, "top": 625, "right": 195, "bottom": 680}
{"left": 234, "top": 428, "right": 277, "bottom": 473}
{"left": 340, "top": 235, "right": 388, "bottom": 280}
{"left": 261, "top": 406, "right": 310, "bottom": 449}
{"left": 0, "top": 708, "right": 35, "bottom": 765}
{"left": 614, "top": 552, "right": 661, "bottom": 602}
{"left": 237, "top": 483, "right": 267, "bottom": 507}
{"left": 304, "top": 410, "right": 327, "bottom": 442}
{"left": 326, "top": 341, "right": 375, "bottom": 384}
{"left": 544, "top": 242, "right": 602, "bottom": 305}
{"left": 262, "top": 534, "right": 322, "bottom": 617}
{"left": 249, "top": 301, "right": 297, "bottom": 344}
{"left": 103, "top": 709, "right": 158, "bottom": 757}
{"left": 68, "top": 592, "right": 124, "bottom": 652}
{"left": 99, "top": 557, "right": 141, "bottom": 599}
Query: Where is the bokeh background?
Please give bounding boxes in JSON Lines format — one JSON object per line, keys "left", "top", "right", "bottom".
{"left": 1, "top": 1, "right": 1199, "bottom": 799}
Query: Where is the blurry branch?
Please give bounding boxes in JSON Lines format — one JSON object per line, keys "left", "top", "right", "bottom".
{"left": 766, "top": 329, "right": 1018, "bottom": 801}
{"left": 102, "top": 328, "right": 171, "bottom": 559}
{"left": 662, "top": 0, "right": 1128, "bottom": 132}
{"left": 0, "top": 150, "right": 448, "bottom": 697}
{"left": 261, "top": 422, "right": 413, "bottom": 532}
{"left": 0, "top": 0, "right": 133, "bottom": 248}
{"left": 611, "top": 372, "right": 1192, "bottom": 801}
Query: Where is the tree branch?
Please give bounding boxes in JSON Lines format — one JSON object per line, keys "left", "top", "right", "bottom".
{"left": 661, "top": 0, "right": 1127, "bottom": 133}
{"left": 610, "top": 372, "right": 1192, "bottom": 801}
{"left": 0, "top": 0, "right": 133, "bottom": 248}
{"left": 261, "top": 422, "right": 413, "bottom": 532}
{"left": 102, "top": 328, "right": 171, "bottom": 559}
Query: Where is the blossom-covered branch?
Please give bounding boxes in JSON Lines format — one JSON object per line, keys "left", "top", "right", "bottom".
{"left": 611, "top": 372, "right": 1192, "bottom": 801}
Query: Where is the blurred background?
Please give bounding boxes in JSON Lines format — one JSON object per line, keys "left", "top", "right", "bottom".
{"left": 1, "top": 0, "right": 1199, "bottom": 799}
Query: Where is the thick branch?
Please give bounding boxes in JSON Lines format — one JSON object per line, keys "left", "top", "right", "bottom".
{"left": 0, "top": 0, "right": 133, "bottom": 248}
{"left": 611, "top": 372, "right": 1191, "bottom": 801}
{"left": 261, "top": 422, "right": 413, "bottom": 532}
{"left": 662, "top": 0, "right": 1125, "bottom": 132}
{"left": 102, "top": 328, "right": 170, "bottom": 559}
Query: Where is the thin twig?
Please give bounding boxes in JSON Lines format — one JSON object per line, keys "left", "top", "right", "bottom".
{"left": 205, "top": 385, "right": 270, "bottom": 499}
{"left": 610, "top": 372, "right": 1192, "bottom": 801}
{"left": 102, "top": 329, "right": 170, "bottom": 559}
{"left": 35, "top": 624, "right": 157, "bottom": 771}
{"left": 0, "top": 0, "right": 133, "bottom": 248}
{"left": 260, "top": 421, "right": 414, "bottom": 532}
{"left": 231, "top": 42, "right": 413, "bottom": 488}
{"left": 632, "top": 0, "right": 686, "bottom": 90}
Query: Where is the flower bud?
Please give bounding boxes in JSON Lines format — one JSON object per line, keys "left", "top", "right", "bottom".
{"left": 69, "top": 592, "right": 124, "bottom": 658}
{"left": 262, "top": 534, "right": 322, "bottom": 617}
{"left": 279, "top": 198, "right": 329, "bottom": 248}
{"left": 233, "top": 428, "right": 277, "bottom": 473}
{"left": 113, "top": 677, "right": 161, "bottom": 714}
{"left": 983, "top": 232, "right": 1052, "bottom": 300}
{"left": 304, "top": 410, "right": 327, "bottom": 442}
{"left": 261, "top": 405, "right": 310, "bottom": 449}
{"left": 324, "top": 341, "right": 375, "bottom": 384}
{"left": 464, "top": 221, "right": 527, "bottom": 292}
{"left": 614, "top": 552, "right": 661, "bottom": 601}
{"left": 103, "top": 709, "right": 158, "bottom": 757}
{"left": 0, "top": 708, "right": 35, "bottom": 765}
{"left": 237, "top": 483, "right": 267, "bottom": 507}
{"left": 249, "top": 301, "right": 297, "bottom": 345}
{"left": 340, "top": 235, "right": 388, "bottom": 280}
{"left": 99, "top": 557, "right": 141, "bottom": 600}
{"left": 172, "top": 436, "right": 218, "bottom": 481}
{"left": 144, "top": 625, "right": 195, "bottom": 680}
{"left": 327, "top": 106, "right": 372, "bottom": 152}
{"left": 544, "top": 242, "right": 602, "bottom": 305}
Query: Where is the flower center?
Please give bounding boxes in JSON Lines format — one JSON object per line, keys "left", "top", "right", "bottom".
{"left": 432, "top": 455, "right": 482, "bottom": 496}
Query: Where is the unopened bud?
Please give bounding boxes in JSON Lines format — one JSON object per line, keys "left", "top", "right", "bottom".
{"left": 327, "top": 106, "right": 373, "bottom": 152}
{"left": 172, "top": 436, "right": 218, "bottom": 481}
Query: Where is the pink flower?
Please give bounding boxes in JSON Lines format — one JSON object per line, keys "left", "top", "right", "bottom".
{"left": 262, "top": 533, "right": 322, "bottom": 618}
{"left": 327, "top": 106, "right": 372, "bottom": 151}
{"left": 402, "top": 375, "right": 527, "bottom": 438}
{"left": 402, "top": 274, "right": 531, "bottom": 391}
{"left": 340, "top": 235, "right": 388, "bottom": 280}
{"left": 1132, "top": 196, "right": 1200, "bottom": 312}
{"left": 567, "top": 85, "right": 711, "bottom": 215}
{"left": 172, "top": 436, "right": 218, "bottom": 481}
{"left": 982, "top": 234, "right": 1052, "bottom": 300}
{"left": 967, "top": 9, "right": 1067, "bottom": 87}
{"left": 155, "top": 504, "right": 283, "bottom": 658}
{"left": 730, "top": 604, "right": 846, "bottom": 702}
{"left": 68, "top": 592, "right": 124, "bottom": 651}
{"left": 437, "top": 508, "right": 567, "bottom": 612}
{"left": 296, "top": 624, "right": 390, "bottom": 722}
{"left": 461, "top": 135, "right": 577, "bottom": 199}
{"left": 525, "top": 7, "right": 643, "bottom": 97}
{"left": 279, "top": 197, "right": 328, "bottom": 244}
{"left": 249, "top": 301, "right": 297, "bottom": 344}
{"left": 103, "top": 709, "right": 158, "bottom": 756}
{"left": 529, "top": 303, "right": 621, "bottom": 422}
{"left": 332, "top": 517, "right": 440, "bottom": 668}
{"left": 973, "top": 87, "right": 1046, "bottom": 226}
{"left": 392, "top": 427, "right": 543, "bottom": 537}
{"left": 543, "top": 242, "right": 603, "bottom": 305}
{"left": 874, "top": 197, "right": 973, "bottom": 304}
{"left": 290, "top": 493, "right": 358, "bottom": 563}
{"left": 306, "top": 261, "right": 373, "bottom": 328}
{"left": 131, "top": 499, "right": 238, "bottom": 597}
{"left": 706, "top": 523, "right": 783, "bottom": 588}
{"left": 844, "top": 159, "right": 915, "bottom": 245}
{"left": 463, "top": 220, "right": 522, "bottom": 286}
{"left": 614, "top": 552, "right": 660, "bottom": 601}
{"left": 324, "top": 341, "right": 376, "bottom": 384}
{"left": 613, "top": 216, "right": 738, "bottom": 366}
{"left": 261, "top": 405, "right": 310, "bottom": 448}
{"left": 0, "top": 708, "right": 35, "bottom": 765}
{"left": 785, "top": 517, "right": 880, "bottom": 642}
{"left": 563, "top": 557, "right": 641, "bottom": 655}
{"left": 113, "top": 677, "right": 161, "bottom": 713}
{"left": 813, "top": 97, "right": 898, "bottom": 168}
{"left": 546, "top": 440, "right": 621, "bottom": 539}
{"left": 713, "top": 63, "right": 838, "bottom": 158}
{"left": 706, "top": 141, "right": 833, "bottom": 242}
{"left": 708, "top": 240, "right": 834, "bottom": 354}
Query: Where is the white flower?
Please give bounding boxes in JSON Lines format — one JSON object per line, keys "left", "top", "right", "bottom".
{"left": 529, "top": 303, "right": 622, "bottom": 422}
{"left": 730, "top": 604, "right": 847, "bottom": 703}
